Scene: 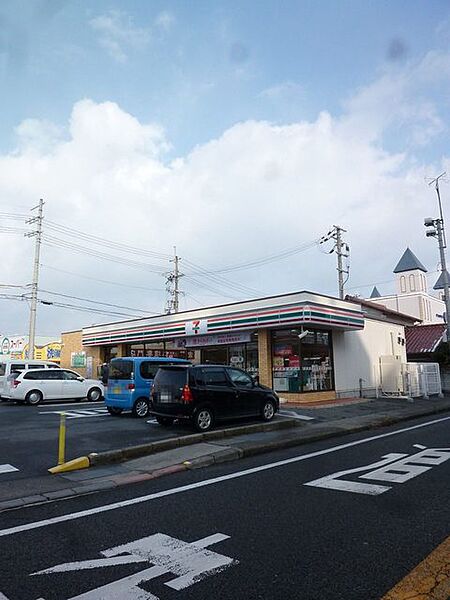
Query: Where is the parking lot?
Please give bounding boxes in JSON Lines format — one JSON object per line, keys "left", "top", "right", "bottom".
{"left": 0, "top": 398, "right": 297, "bottom": 484}
{"left": 0, "top": 399, "right": 196, "bottom": 481}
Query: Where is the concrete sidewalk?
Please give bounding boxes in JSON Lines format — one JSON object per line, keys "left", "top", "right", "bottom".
{"left": 1, "top": 396, "right": 449, "bottom": 511}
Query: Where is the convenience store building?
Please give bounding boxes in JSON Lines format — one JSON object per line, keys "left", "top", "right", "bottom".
{"left": 61, "top": 290, "right": 417, "bottom": 403}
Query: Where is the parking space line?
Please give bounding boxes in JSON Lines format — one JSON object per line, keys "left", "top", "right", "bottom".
{"left": 0, "top": 415, "right": 448, "bottom": 538}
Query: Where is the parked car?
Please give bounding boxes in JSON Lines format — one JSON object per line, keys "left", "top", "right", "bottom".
{"left": 0, "top": 359, "right": 60, "bottom": 399}
{"left": 105, "top": 357, "right": 191, "bottom": 418}
{"left": 150, "top": 364, "right": 279, "bottom": 432}
{"left": 5, "top": 368, "right": 104, "bottom": 405}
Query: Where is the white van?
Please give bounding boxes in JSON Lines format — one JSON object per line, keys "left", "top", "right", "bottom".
{"left": 0, "top": 359, "right": 60, "bottom": 398}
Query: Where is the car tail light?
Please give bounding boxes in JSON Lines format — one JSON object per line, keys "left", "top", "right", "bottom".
{"left": 127, "top": 383, "right": 135, "bottom": 390}
{"left": 181, "top": 384, "right": 193, "bottom": 403}
{"left": 13, "top": 380, "right": 20, "bottom": 388}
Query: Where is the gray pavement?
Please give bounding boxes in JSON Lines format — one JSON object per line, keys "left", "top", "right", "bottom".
{"left": 0, "top": 394, "right": 449, "bottom": 510}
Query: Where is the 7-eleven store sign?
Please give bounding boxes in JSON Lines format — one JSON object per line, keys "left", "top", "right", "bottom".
{"left": 185, "top": 319, "right": 208, "bottom": 336}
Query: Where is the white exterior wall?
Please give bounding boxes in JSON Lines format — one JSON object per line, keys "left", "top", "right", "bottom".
{"left": 333, "top": 319, "right": 407, "bottom": 397}
{"left": 370, "top": 293, "right": 445, "bottom": 325}
{"left": 396, "top": 269, "right": 428, "bottom": 295}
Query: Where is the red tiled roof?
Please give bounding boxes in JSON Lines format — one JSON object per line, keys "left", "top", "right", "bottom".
{"left": 405, "top": 324, "right": 445, "bottom": 354}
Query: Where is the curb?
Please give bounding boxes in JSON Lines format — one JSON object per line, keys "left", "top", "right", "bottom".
{"left": 86, "top": 417, "right": 299, "bottom": 468}
{"left": 185, "top": 403, "right": 450, "bottom": 466}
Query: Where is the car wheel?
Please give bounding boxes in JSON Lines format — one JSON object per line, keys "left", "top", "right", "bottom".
{"left": 26, "top": 390, "right": 43, "bottom": 406}
{"left": 107, "top": 406, "right": 123, "bottom": 416}
{"left": 261, "top": 398, "right": 275, "bottom": 421}
{"left": 193, "top": 407, "right": 214, "bottom": 432}
{"left": 156, "top": 416, "right": 174, "bottom": 426}
{"left": 87, "top": 387, "right": 102, "bottom": 402}
{"left": 132, "top": 398, "right": 150, "bottom": 418}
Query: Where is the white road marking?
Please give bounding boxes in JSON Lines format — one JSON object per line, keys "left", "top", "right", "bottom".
{"left": 305, "top": 446, "right": 450, "bottom": 495}
{"left": 279, "top": 409, "right": 315, "bottom": 421}
{"left": 0, "top": 464, "right": 18, "bottom": 474}
{"left": 0, "top": 414, "right": 449, "bottom": 538}
{"left": 39, "top": 408, "right": 108, "bottom": 419}
{"left": 31, "top": 532, "right": 237, "bottom": 599}
{"left": 304, "top": 453, "right": 408, "bottom": 495}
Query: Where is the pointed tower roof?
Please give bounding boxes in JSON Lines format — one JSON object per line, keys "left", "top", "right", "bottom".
{"left": 393, "top": 247, "right": 427, "bottom": 274}
{"left": 370, "top": 286, "right": 381, "bottom": 298}
{"left": 433, "top": 270, "right": 450, "bottom": 290}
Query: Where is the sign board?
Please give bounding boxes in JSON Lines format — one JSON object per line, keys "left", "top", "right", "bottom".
{"left": 71, "top": 351, "right": 87, "bottom": 368}
{"left": 185, "top": 319, "right": 208, "bottom": 336}
{"left": 86, "top": 356, "right": 93, "bottom": 378}
{"left": 185, "top": 332, "right": 251, "bottom": 347}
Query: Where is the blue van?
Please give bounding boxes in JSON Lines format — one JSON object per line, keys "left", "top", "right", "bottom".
{"left": 105, "top": 357, "right": 191, "bottom": 418}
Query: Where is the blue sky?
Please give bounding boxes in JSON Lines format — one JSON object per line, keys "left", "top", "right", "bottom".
{"left": 2, "top": 0, "right": 449, "bottom": 159}
{"left": 2, "top": 0, "right": 450, "bottom": 334}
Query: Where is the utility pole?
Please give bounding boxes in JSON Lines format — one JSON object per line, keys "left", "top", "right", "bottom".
{"left": 320, "top": 225, "right": 350, "bottom": 299}
{"left": 25, "top": 199, "right": 44, "bottom": 359}
{"left": 424, "top": 172, "right": 450, "bottom": 345}
{"left": 165, "top": 247, "right": 183, "bottom": 314}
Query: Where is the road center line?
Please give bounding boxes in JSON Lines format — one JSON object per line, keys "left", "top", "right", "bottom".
{"left": 0, "top": 415, "right": 449, "bottom": 538}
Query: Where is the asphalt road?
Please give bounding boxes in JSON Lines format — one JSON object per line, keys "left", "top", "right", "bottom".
{"left": 0, "top": 414, "right": 448, "bottom": 599}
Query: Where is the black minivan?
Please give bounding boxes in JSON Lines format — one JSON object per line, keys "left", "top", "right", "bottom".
{"left": 150, "top": 364, "right": 279, "bottom": 432}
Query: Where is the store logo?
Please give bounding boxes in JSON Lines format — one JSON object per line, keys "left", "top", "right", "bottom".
{"left": 186, "top": 319, "right": 207, "bottom": 336}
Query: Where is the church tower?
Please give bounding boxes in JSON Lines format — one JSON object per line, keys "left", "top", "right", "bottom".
{"left": 393, "top": 247, "right": 428, "bottom": 295}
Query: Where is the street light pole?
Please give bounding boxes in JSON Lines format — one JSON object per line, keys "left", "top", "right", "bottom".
{"left": 435, "top": 219, "right": 450, "bottom": 344}
{"left": 424, "top": 173, "right": 450, "bottom": 344}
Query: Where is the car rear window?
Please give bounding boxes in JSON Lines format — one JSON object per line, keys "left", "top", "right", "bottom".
{"left": 196, "top": 368, "right": 229, "bottom": 387}
{"left": 109, "top": 360, "right": 133, "bottom": 380}
{"left": 153, "top": 367, "right": 188, "bottom": 390}
{"left": 27, "top": 364, "right": 46, "bottom": 369}
{"left": 11, "top": 364, "right": 26, "bottom": 372}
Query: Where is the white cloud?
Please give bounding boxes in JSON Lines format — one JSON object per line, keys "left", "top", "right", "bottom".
{"left": 89, "top": 10, "right": 152, "bottom": 63}
{"left": 89, "top": 9, "right": 175, "bottom": 63}
{"left": 2, "top": 49, "right": 450, "bottom": 333}
{"left": 155, "top": 11, "right": 175, "bottom": 32}
{"left": 341, "top": 50, "right": 450, "bottom": 146}
{"left": 259, "top": 81, "right": 304, "bottom": 101}
{"left": 0, "top": 94, "right": 446, "bottom": 335}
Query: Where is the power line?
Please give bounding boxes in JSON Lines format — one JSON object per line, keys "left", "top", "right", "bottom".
{"left": 45, "top": 220, "right": 171, "bottom": 260}
{"left": 42, "top": 235, "right": 167, "bottom": 274}
{"left": 40, "top": 264, "right": 166, "bottom": 293}
{"left": 38, "top": 289, "right": 159, "bottom": 315}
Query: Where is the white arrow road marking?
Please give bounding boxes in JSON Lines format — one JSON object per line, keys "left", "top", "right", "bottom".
{"left": 0, "top": 464, "right": 18, "bottom": 474}
{"left": 1, "top": 415, "right": 449, "bottom": 538}
{"left": 31, "top": 532, "right": 237, "bottom": 600}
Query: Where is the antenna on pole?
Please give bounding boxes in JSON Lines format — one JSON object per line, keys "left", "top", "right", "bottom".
{"left": 165, "top": 246, "right": 184, "bottom": 313}
{"left": 428, "top": 172, "right": 447, "bottom": 247}
{"left": 25, "top": 199, "right": 44, "bottom": 359}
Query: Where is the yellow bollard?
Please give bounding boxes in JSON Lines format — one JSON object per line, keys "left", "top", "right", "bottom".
{"left": 58, "top": 412, "right": 66, "bottom": 465}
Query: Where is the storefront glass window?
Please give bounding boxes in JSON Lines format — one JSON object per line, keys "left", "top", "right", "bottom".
{"left": 272, "top": 329, "right": 333, "bottom": 393}
{"left": 200, "top": 336, "right": 259, "bottom": 377}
